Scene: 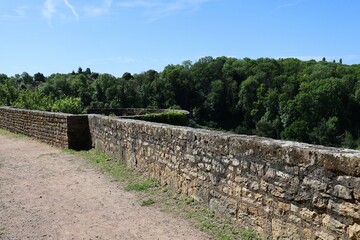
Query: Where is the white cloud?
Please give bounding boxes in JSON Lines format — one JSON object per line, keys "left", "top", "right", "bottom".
{"left": 42, "top": 0, "right": 79, "bottom": 20}
{"left": 117, "top": 0, "right": 213, "bottom": 21}
{"left": 276, "top": 0, "right": 303, "bottom": 10}
{"left": 63, "top": 0, "right": 79, "bottom": 19}
{"left": 85, "top": 0, "right": 113, "bottom": 16}
{"left": 1, "top": 5, "right": 28, "bottom": 19}
{"left": 117, "top": 0, "right": 162, "bottom": 8}
{"left": 42, "top": 0, "right": 56, "bottom": 19}
{"left": 14, "top": 6, "right": 28, "bottom": 17}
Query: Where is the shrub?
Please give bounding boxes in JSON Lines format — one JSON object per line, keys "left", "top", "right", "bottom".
{"left": 136, "top": 110, "right": 189, "bottom": 126}
{"left": 51, "top": 97, "right": 83, "bottom": 114}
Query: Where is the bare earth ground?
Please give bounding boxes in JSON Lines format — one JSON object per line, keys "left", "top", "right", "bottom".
{"left": 0, "top": 134, "right": 211, "bottom": 240}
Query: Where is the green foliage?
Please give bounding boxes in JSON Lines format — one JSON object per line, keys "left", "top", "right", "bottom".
{"left": 141, "top": 198, "right": 155, "bottom": 206}
{"left": 15, "top": 89, "right": 54, "bottom": 111}
{"left": 51, "top": 97, "right": 83, "bottom": 114}
{"left": 0, "top": 79, "right": 19, "bottom": 105}
{"left": 136, "top": 111, "right": 189, "bottom": 126}
{"left": 126, "top": 178, "right": 159, "bottom": 191}
{"left": 1, "top": 56, "right": 360, "bottom": 148}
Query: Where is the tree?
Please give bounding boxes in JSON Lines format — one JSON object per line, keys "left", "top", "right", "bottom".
{"left": 51, "top": 97, "right": 83, "bottom": 114}
{"left": 204, "top": 80, "right": 225, "bottom": 124}
{"left": 15, "top": 89, "right": 54, "bottom": 111}
{"left": 34, "top": 72, "right": 45, "bottom": 83}
{"left": 122, "top": 72, "right": 134, "bottom": 80}
{"left": 21, "top": 72, "right": 33, "bottom": 85}
{"left": 0, "top": 79, "right": 19, "bottom": 105}
{"left": 1, "top": 56, "right": 360, "bottom": 149}
{"left": 0, "top": 74, "right": 8, "bottom": 84}
{"left": 85, "top": 68, "right": 91, "bottom": 75}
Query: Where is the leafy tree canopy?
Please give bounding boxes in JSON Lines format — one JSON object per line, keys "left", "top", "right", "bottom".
{"left": 1, "top": 57, "right": 359, "bottom": 149}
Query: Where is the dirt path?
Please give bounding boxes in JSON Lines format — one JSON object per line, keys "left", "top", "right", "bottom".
{"left": 0, "top": 134, "right": 210, "bottom": 240}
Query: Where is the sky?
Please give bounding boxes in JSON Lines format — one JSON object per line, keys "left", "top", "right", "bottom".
{"left": 1, "top": 0, "right": 360, "bottom": 77}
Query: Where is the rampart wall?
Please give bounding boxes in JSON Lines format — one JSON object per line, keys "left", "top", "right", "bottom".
{"left": 0, "top": 107, "right": 359, "bottom": 239}
{"left": 88, "top": 114, "right": 360, "bottom": 240}
{"left": 0, "top": 107, "right": 91, "bottom": 150}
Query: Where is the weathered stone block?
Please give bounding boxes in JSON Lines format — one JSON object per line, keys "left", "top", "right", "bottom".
{"left": 209, "top": 198, "right": 237, "bottom": 217}
{"left": 333, "top": 185, "right": 353, "bottom": 200}
{"left": 328, "top": 200, "right": 360, "bottom": 220}
{"left": 299, "top": 208, "right": 317, "bottom": 223}
{"left": 348, "top": 223, "right": 360, "bottom": 240}
{"left": 302, "top": 228, "right": 313, "bottom": 240}
{"left": 312, "top": 193, "right": 329, "bottom": 209}
{"left": 315, "top": 231, "right": 336, "bottom": 240}
{"left": 336, "top": 176, "right": 360, "bottom": 189}
{"left": 272, "top": 218, "right": 300, "bottom": 240}
{"left": 276, "top": 202, "right": 291, "bottom": 216}
{"left": 303, "top": 177, "right": 327, "bottom": 191}
{"left": 322, "top": 215, "right": 346, "bottom": 234}
{"left": 354, "top": 189, "right": 360, "bottom": 201}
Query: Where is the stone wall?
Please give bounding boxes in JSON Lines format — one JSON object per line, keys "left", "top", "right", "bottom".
{"left": 88, "top": 114, "right": 360, "bottom": 240}
{"left": 0, "top": 107, "right": 91, "bottom": 150}
{"left": 0, "top": 107, "right": 359, "bottom": 239}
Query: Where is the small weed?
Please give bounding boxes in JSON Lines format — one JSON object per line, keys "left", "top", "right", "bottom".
{"left": 200, "top": 220, "right": 215, "bottom": 230}
{"left": 0, "top": 129, "right": 28, "bottom": 139}
{"left": 126, "top": 178, "right": 159, "bottom": 191}
{"left": 240, "top": 230, "right": 261, "bottom": 240}
{"left": 141, "top": 198, "right": 156, "bottom": 206}
{"left": 0, "top": 227, "right": 5, "bottom": 236}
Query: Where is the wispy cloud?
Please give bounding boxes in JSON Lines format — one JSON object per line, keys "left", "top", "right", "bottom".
{"left": 42, "top": 0, "right": 79, "bottom": 20}
{"left": 63, "top": 0, "right": 79, "bottom": 19}
{"left": 14, "top": 6, "right": 28, "bottom": 17}
{"left": 117, "top": 0, "right": 162, "bottom": 8}
{"left": 42, "top": 0, "right": 56, "bottom": 19}
{"left": 85, "top": 0, "right": 113, "bottom": 16}
{"left": 1, "top": 5, "right": 28, "bottom": 19}
{"left": 117, "top": 0, "right": 213, "bottom": 21}
{"left": 276, "top": 0, "right": 303, "bottom": 10}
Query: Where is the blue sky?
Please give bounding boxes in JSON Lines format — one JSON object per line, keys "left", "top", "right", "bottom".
{"left": 1, "top": 0, "right": 360, "bottom": 77}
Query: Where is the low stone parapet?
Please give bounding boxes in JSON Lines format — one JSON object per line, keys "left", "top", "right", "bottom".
{"left": 0, "top": 107, "right": 90, "bottom": 150}
{"left": 88, "top": 114, "right": 360, "bottom": 239}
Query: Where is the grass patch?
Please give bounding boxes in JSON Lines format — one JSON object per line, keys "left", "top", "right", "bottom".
{"left": 65, "top": 149, "right": 261, "bottom": 240}
{"left": 126, "top": 178, "right": 159, "bottom": 191}
{"left": 160, "top": 194, "right": 261, "bottom": 240}
{"left": 0, "top": 129, "right": 28, "bottom": 139}
{"left": 0, "top": 227, "right": 5, "bottom": 236}
{"left": 64, "top": 149, "right": 130, "bottom": 181}
{"left": 141, "top": 198, "right": 156, "bottom": 206}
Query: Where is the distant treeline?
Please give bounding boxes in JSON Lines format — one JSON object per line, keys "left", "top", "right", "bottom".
{"left": 1, "top": 57, "right": 359, "bottom": 149}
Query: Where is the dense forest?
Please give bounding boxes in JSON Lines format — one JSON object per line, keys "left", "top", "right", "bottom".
{"left": 1, "top": 57, "right": 360, "bottom": 149}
